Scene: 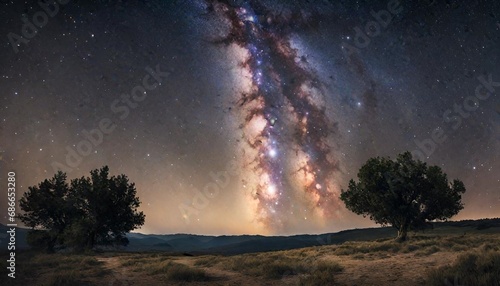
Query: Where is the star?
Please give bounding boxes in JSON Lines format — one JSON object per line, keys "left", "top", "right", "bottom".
{"left": 0, "top": 0, "right": 497, "bottom": 236}
{"left": 268, "top": 148, "right": 277, "bottom": 158}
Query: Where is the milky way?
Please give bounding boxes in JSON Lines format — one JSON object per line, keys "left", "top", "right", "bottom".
{"left": 207, "top": 1, "right": 343, "bottom": 230}
{"left": 1, "top": 0, "right": 499, "bottom": 235}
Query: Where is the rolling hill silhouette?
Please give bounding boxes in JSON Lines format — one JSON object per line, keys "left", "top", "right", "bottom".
{"left": 2, "top": 218, "right": 499, "bottom": 255}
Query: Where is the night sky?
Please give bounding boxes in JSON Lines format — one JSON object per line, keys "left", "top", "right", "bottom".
{"left": 1, "top": 0, "right": 499, "bottom": 235}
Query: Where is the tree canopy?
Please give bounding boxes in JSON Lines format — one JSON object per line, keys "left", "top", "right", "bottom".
{"left": 19, "top": 166, "right": 145, "bottom": 251}
{"left": 340, "top": 152, "right": 466, "bottom": 241}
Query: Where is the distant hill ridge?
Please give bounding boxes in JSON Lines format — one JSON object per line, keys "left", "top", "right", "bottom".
{"left": 2, "top": 218, "right": 499, "bottom": 255}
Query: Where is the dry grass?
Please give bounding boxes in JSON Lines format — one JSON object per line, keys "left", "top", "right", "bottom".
{"left": 117, "top": 253, "right": 211, "bottom": 282}
{"left": 163, "top": 262, "right": 211, "bottom": 282}
{"left": 2, "top": 228, "right": 499, "bottom": 285}
{"left": 194, "top": 252, "right": 344, "bottom": 281}
{"left": 426, "top": 250, "right": 500, "bottom": 286}
{"left": 0, "top": 251, "right": 110, "bottom": 285}
{"left": 306, "top": 233, "right": 500, "bottom": 259}
{"left": 193, "top": 255, "right": 220, "bottom": 267}
{"left": 119, "top": 252, "right": 172, "bottom": 272}
{"left": 223, "top": 253, "right": 308, "bottom": 278}
{"left": 298, "top": 260, "right": 344, "bottom": 285}
{"left": 44, "top": 271, "right": 85, "bottom": 286}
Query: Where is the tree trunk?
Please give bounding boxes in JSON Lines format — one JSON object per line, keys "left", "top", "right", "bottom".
{"left": 87, "top": 231, "right": 96, "bottom": 250}
{"left": 396, "top": 224, "right": 408, "bottom": 242}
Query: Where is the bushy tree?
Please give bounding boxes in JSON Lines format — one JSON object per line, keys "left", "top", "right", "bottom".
{"left": 67, "top": 167, "right": 145, "bottom": 249}
{"left": 19, "top": 171, "right": 74, "bottom": 251}
{"left": 19, "top": 166, "right": 145, "bottom": 251}
{"left": 340, "top": 152, "right": 466, "bottom": 241}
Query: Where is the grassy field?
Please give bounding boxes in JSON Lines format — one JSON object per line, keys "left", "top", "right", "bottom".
{"left": 1, "top": 227, "right": 499, "bottom": 285}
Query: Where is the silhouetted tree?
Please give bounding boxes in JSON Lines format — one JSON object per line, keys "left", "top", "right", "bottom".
{"left": 19, "top": 166, "right": 145, "bottom": 251}
{"left": 18, "top": 171, "right": 74, "bottom": 251}
{"left": 340, "top": 152, "right": 466, "bottom": 241}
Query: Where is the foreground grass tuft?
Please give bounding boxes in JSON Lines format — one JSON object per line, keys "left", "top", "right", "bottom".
{"left": 299, "top": 261, "right": 344, "bottom": 286}
{"left": 426, "top": 250, "right": 500, "bottom": 286}
{"left": 165, "top": 262, "right": 211, "bottom": 282}
{"left": 45, "top": 271, "right": 85, "bottom": 286}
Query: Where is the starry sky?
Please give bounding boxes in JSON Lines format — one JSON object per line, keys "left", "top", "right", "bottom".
{"left": 0, "top": 0, "right": 499, "bottom": 235}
